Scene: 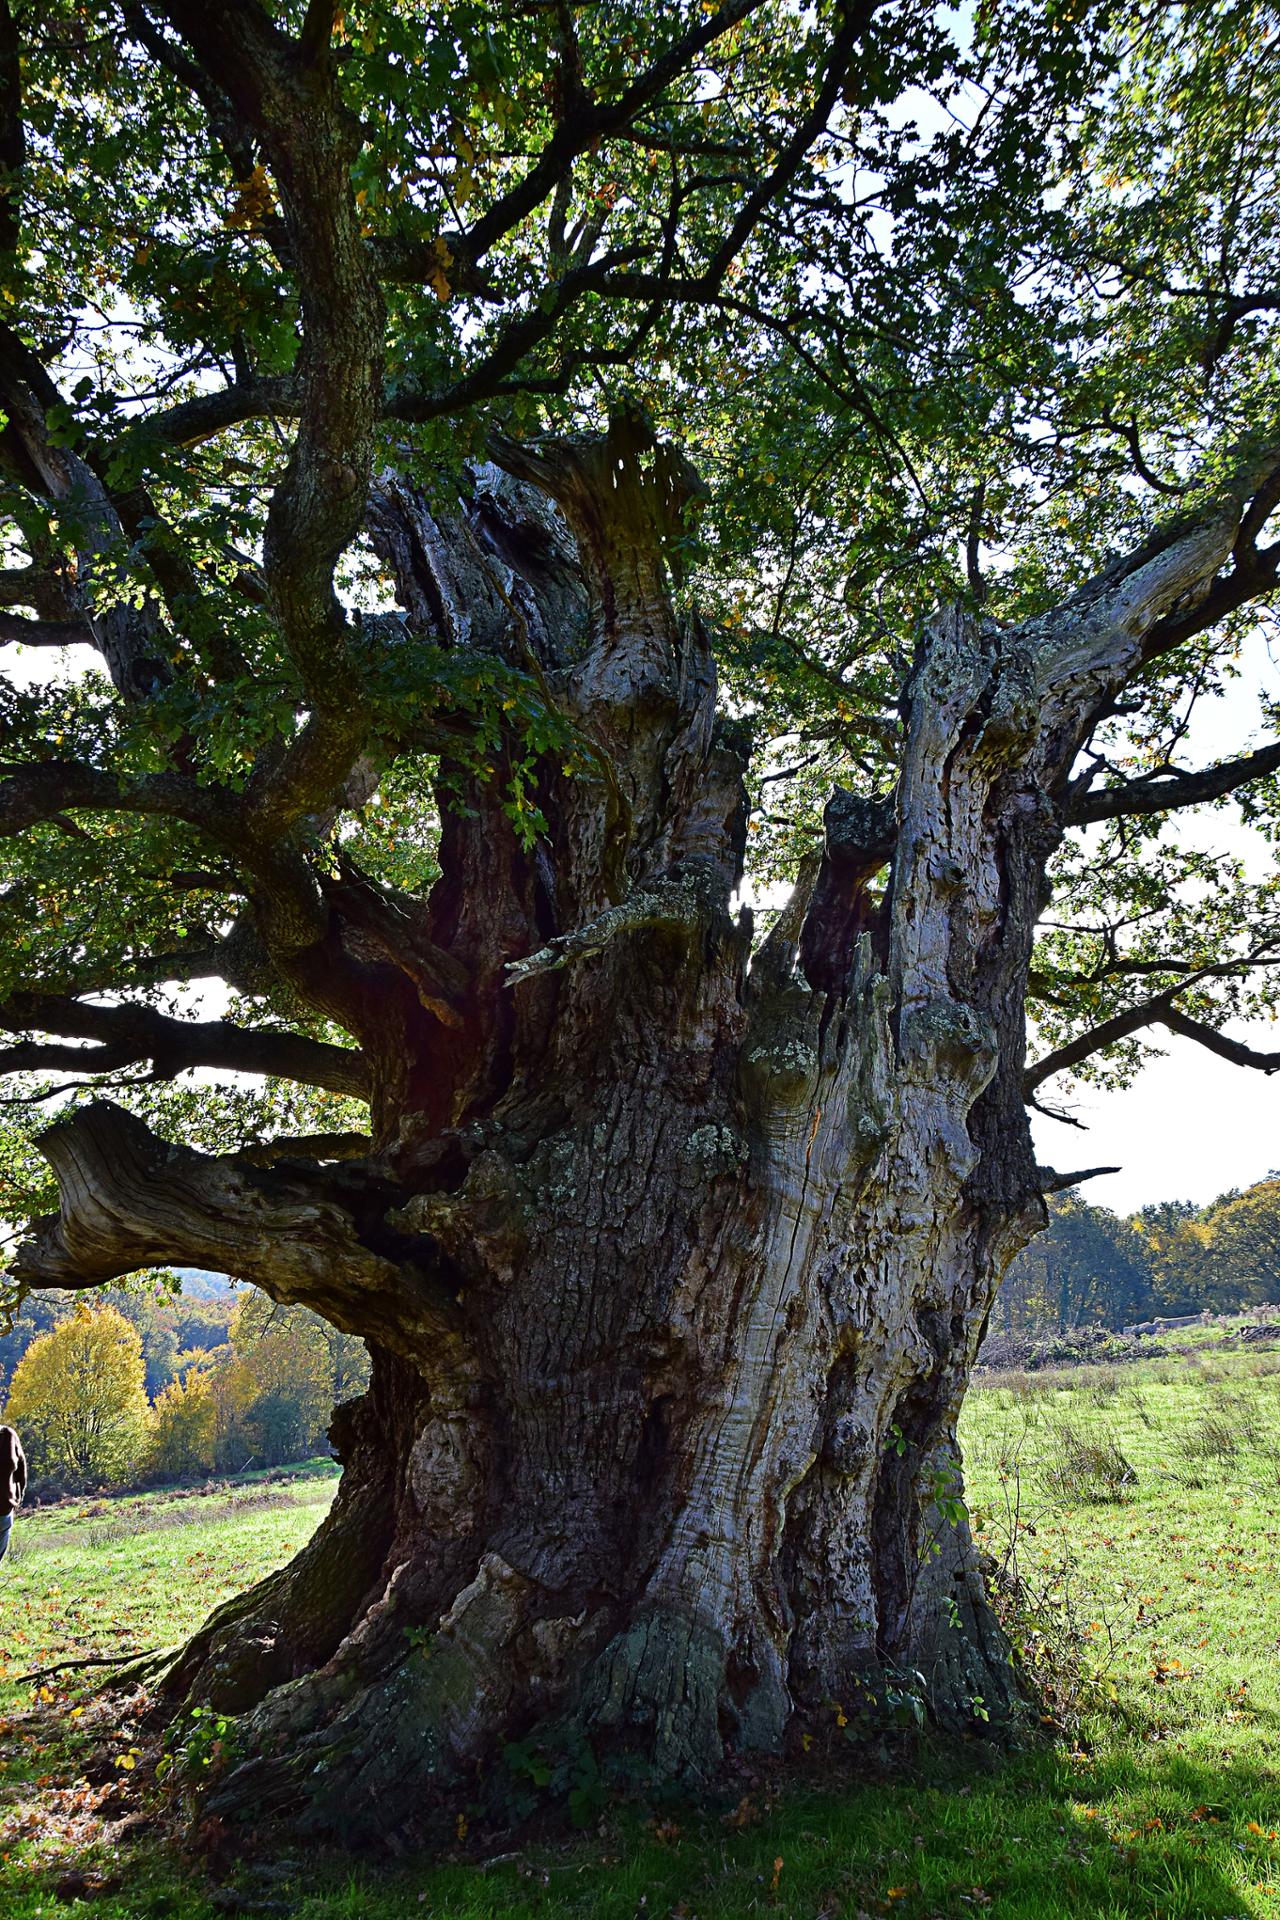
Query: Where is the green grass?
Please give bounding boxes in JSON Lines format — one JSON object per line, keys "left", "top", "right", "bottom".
{"left": 2, "top": 1358, "right": 1279, "bottom": 1919}
{"left": 0, "top": 1459, "right": 340, "bottom": 1691}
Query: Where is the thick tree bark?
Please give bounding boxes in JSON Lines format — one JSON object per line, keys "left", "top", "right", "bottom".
{"left": 15, "top": 421, "right": 1252, "bottom": 1845}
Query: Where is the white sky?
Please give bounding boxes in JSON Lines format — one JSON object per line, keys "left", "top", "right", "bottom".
{"left": 1029, "top": 625, "right": 1280, "bottom": 1213}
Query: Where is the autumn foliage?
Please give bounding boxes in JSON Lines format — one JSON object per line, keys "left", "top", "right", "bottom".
{"left": 3, "top": 1303, "right": 150, "bottom": 1490}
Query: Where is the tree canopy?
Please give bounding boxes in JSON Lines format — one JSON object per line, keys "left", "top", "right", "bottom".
{"left": 1, "top": 0, "right": 1279, "bottom": 1233}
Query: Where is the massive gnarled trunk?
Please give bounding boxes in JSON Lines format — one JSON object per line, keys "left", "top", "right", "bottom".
{"left": 14, "top": 419, "right": 1247, "bottom": 1844}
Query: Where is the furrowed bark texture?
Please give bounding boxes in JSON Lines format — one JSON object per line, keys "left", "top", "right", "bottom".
{"left": 17, "top": 419, "right": 1240, "bottom": 1844}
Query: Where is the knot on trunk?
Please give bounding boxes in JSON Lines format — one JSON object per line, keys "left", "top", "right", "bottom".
{"left": 901, "top": 996, "right": 998, "bottom": 1094}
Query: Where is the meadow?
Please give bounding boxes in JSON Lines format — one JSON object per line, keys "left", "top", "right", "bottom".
{"left": 1, "top": 1344, "right": 1278, "bottom": 1919}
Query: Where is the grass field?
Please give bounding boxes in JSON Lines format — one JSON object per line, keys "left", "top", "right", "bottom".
{"left": 2, "top": 1350, "right": 1278, "bottom": 1919}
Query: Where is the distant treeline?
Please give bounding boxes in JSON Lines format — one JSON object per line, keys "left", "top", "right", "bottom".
{"left": 0, "top": 1273, "right": 369, "bottom": 1495}
{"left": 998, "top": 1172, "right": 1280, "bottom": 1335}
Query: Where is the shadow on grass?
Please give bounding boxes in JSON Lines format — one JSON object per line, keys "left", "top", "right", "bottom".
{"left": 3, "top": 1736, "right": 1274, "bottom": 1920}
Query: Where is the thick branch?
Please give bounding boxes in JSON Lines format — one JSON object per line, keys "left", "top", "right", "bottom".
{"left": 1159, "top": 1007, "right": 1280, "bottom": 1074}
{"left": 0, "top": 993, "right": 369, "bottom": 1099}
{"left": 0, "top": 759, "right": 331, "bottom": 955}
{"left": 0, "top": 562, "right": 59, "bottom": 609}
{"left": 0, "top": 611, "right": 94, "bottom": 647}
{"left": 1068, "top": 739, "right": 1280, "bottom": 826}
{"left": 106, "top": 374, "right": 297, "bottom": 455}
{"left": 0, "top": 760, "right": 226, "bottom": 839}
{"left": 156, "top": 0, "right": 385, "bottom": 836}
{"left": 1031, "top": 450, "right": 1280, "bottom": 707}
{"left": 8, "top": 1103, "right": 451, "bottom": 1361}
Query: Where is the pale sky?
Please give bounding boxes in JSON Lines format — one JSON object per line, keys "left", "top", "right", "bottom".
{"left": 1029, "top": 625, "right": 1280, "bottom": 1213}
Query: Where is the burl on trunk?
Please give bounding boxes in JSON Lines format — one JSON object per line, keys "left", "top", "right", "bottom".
{"left": 16, "top": 418, "right": 1242, "bottom": 1841}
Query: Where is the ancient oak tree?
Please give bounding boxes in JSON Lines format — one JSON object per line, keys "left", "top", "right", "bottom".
{"left": 3, "top": 0, "right": 1280, "bottom": 1840}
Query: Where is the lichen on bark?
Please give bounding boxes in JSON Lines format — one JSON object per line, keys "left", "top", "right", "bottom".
{"left": 14, "top": 415, "right": 1268, "bottom": 1849}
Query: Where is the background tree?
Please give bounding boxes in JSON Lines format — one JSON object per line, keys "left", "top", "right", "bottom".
{"left": 3, "top": 0, "right": 1280, "bottom": 1845}
{"left": 997, "top": 1192, "right": 1151, "bottom": 1333}
{"left": 1197, "top": 1177, "right": 1280, "bottom": 1309}
{"left": 229, "top": 1290, "right": 365, "bottom": 1463}
{"left": 3, "top": 1302, "right": 151, "bottom": 1489}
{"left": 206, "top": 1348, "right": 261, "bottom": 1474}
{"left": 146, "top": 1365, "right": 217, "bottom": 1480}
{"left": 0, "top": 1271, "right": 236, "bottom": 1396}
{"left": 1129, "top": 1200, "right": 1211, "bottom": 1318}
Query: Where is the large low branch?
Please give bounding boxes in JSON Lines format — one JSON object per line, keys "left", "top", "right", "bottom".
{"left": 1067, "top": 738, "right": 1280, "bottom": 826}
{"left": 0, "top": 993, "right": 369, "bottom": 1099}
{"left": 9, "top": 1102, "right": 453, "bottom": 1360}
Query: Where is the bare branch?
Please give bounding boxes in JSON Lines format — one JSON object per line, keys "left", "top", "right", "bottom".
{"left": 1159, "top": 1006, "right": 1280, "bottom": 1074}
{"left": 0, "top": 992, "right": 370, "bottom": 1098}
{"left": 1036, "top": 1164, "right": 1122, "bottom": 1194}
{"left": 1025, "top": 950, "right": 1280, "bottom": 1094}
{"left": 1067, "top": 738, "right": 1280, "bottom": 826}
{"left": 505, "top": 874, "right": 708, "bottom": 985}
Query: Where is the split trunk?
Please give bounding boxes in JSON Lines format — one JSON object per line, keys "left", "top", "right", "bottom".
{"left": 20, "top": 419, "right": 1228, "bottom": 1841}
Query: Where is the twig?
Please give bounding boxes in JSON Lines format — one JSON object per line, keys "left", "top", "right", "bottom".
{"left": 12, "top": 1648, "right": 156, "bottom": 1684}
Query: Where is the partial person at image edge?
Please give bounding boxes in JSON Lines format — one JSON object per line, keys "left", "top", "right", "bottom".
{"left": 0, "top": 1425, "right": 26, "bottom": 1562}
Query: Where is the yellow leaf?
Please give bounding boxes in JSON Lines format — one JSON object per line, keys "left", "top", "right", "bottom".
{"left": 427, "top": 235, "right": 454, "bottom": 303}
{"left": 225, "top": 164, "right": 276, "bottom": 232}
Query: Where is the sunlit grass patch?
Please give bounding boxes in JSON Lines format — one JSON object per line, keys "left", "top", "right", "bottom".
{"left": 1, "top": 1364, "right": 1277, "bottom": 1918}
